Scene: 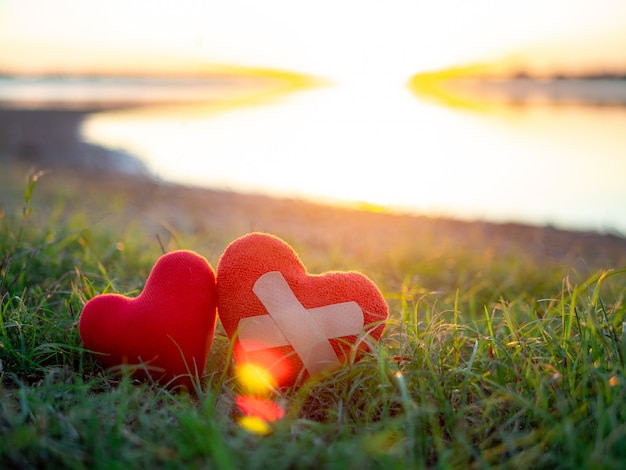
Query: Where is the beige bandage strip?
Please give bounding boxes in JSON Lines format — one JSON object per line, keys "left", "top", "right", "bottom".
{"left": 239, "top": 302, "right": 364, "bottom": 351}
{"left": 247, "top": 271, "right": 363, "bottom": 377}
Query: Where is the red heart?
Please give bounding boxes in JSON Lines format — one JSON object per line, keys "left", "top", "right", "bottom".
{"left": 217, "top": 233, "right": 388, "bottom": 388}
{"left": 79, "top": 250, "right": 217, "bottom": 389}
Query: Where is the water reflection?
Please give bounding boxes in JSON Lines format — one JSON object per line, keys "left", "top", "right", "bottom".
{"left": 82, "top": 79, "right": 626, "bottom": 234}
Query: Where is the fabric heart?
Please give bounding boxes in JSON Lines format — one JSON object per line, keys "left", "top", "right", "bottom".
{"left": 217, "top": 233, "right": 388, "bottom": 388}
{"left": 79, "top": 250, "right": 217, "bottom": 389}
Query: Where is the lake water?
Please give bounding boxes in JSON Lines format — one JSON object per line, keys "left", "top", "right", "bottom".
{"left": 3, "top": 77, "right": 626, "bottom": 234}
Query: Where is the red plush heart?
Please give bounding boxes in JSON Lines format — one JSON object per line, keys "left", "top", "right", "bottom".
{"left": 79, "top": 250, "right": 217, "bottom": 389}
{"left": 217, "top": 233, "right": 388, "bottom": 388}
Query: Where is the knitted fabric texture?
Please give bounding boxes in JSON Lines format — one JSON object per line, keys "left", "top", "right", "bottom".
{"left": 217, "top": 232, "right": 388, "bottom": 388}
{"left": 79, "top": 250, "right": 217, "bottom": 389}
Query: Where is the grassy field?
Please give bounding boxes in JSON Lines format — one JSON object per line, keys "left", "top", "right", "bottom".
{"left": 1, "top": 169, "right": 625, "bottom": 469}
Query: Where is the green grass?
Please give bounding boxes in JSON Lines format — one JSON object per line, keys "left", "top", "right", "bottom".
{"left": 1, "top": 171, "right": 625, "bottom": 469}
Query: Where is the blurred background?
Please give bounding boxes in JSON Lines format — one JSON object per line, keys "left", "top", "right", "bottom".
{"left": 1, "top": 0, "right": 625, "bottom": 234}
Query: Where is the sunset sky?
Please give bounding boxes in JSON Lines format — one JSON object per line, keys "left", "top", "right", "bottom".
{"left": 1, "top": 0, "right": 626, "bottom": 82}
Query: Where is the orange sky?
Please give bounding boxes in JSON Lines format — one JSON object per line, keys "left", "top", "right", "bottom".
{"left": 1, "top": 0, "right": 626, "bottom": 81}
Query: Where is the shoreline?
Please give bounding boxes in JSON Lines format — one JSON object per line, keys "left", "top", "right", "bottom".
{"left": 0, "top": 107, "right": 151, "bottom": 176}
{"left": 1, "top": 106, "right": 626, "bottom": 272}
{"left": 3, "top": 163, "right": 626, "bottom": 274}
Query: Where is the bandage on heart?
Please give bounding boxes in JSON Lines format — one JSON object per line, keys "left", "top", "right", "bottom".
{"left": 237, "top": 271, "right": 364, "bottom": 377}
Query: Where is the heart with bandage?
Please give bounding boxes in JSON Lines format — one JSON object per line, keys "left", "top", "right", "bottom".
{"left": 217, "top": 233, "right": 389, "bottom": 388}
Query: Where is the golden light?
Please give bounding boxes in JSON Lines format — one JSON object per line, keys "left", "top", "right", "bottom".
{"left": 4, "top": 1, "right": 626, "bottom": 81}
{"left": 237, "top": 416, "right": 272, "bottom": 436}
{"left": 235, "top": 363, "right": 277, "bottom": 396}
{"left": 407, "top": 64, "right": 496, "bottom": 112}
{"left": 234, "top": 362, "right": 286, "bottom": 435}
{"left": 234, "top": 345, "right": 293, "bottom": 389}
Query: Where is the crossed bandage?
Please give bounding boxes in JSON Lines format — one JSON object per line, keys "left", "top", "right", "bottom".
{"left": 237, "top": 271, "right": 364, "bottom": 377}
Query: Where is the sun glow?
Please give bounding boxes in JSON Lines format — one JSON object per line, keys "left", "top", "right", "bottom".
{"left": 2, "top": 1, "right": 626, "bottom": 80}
{"left": 3, "top": 1, "right": 626, "bottom": 231}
